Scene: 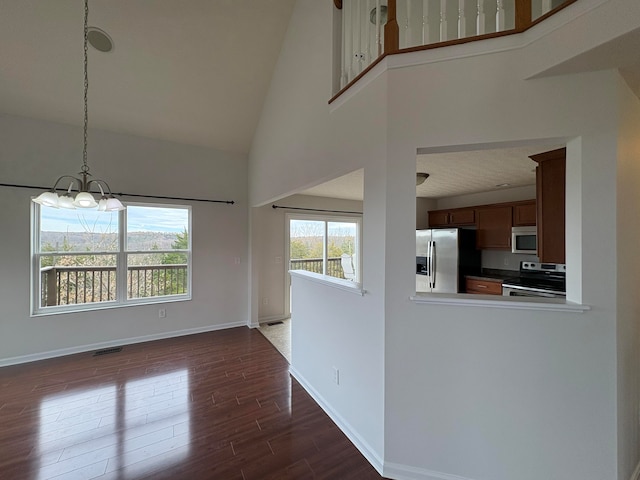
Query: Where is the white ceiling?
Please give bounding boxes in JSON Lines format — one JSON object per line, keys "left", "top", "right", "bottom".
{"left": 300, "top": 145, "right": 563, "bottom": 201}
{"left": 0, "top": 0, "right": 637, "bottom": 162}
{"left": 0, "top": 0, "right": 296, "bottom": 154}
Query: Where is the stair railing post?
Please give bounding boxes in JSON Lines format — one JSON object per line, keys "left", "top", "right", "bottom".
{"left": 515, "top": 0, "right": 532, "bottom": 31}
{"left": 384, "top": 0, "right": 399, "bottom": 54}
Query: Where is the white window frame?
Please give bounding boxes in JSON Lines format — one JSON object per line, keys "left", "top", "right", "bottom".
{"left": 31, "top": 201, "right": 192, "bottom": 316}
{"left": 285, "top": 213, "right": 362, "bottom": 315}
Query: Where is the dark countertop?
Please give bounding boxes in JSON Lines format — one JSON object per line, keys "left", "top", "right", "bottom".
{"left": 465, "top": 269, "right": 520, "bottom": 283}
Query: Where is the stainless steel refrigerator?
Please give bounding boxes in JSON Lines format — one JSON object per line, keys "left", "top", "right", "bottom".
{"left": 416, "top": 228, "right": 480, "bottom": 293}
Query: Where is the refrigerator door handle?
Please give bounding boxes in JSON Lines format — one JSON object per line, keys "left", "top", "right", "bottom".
{"left": 431, "top": 241, "right": 436, "bottom": 288}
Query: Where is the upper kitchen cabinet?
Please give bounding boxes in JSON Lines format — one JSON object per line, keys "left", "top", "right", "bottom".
{"left": 428, "top": 207, "right": 475, "bottom": 228}
{"left": 531, "top": 148, "right": 566, "bottom": 264}
{"left": 512, "top": 200, "right": 536, "bottom": 226}
{"left": 476, "top": 205, "right": 513, "bottom": 249}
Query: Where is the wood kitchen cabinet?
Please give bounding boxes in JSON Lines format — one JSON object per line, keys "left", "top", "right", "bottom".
{"left": 428, "top": 207, "right": 475, "bottom": 227}
{"left": 476, "top": 205, "right": 512, "bottom": 249}
{"left": 465, "top": 277, "right": 503, "bottom": 295}
{"left": 531, "top": 148, "right": 565, "bottom": 263}
{"left": 512, "top": 200, "right": 536, "bottom": 226}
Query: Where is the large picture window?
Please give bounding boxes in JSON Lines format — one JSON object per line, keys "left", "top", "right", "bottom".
{"left": 32, "top": 202, "right": 191, "bottom": 315}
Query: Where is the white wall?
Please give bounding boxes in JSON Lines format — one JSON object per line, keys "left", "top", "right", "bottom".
{"left": 0, "top": 113, "right": 249, "bottom": 364}
{"left": 248, "top": 1, "right": 639, "bottom": 479}
{"left": 615, "top": 75, "right": 640, "bottom": 480}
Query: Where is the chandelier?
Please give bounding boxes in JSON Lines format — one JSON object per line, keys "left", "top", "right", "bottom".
{"left": 32, "top": 0, "right": 124, "bottom": 212}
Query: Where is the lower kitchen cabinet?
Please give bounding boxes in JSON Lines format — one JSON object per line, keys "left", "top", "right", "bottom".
{"left": 465, "top": 277, "right": 503, "bottom": 295}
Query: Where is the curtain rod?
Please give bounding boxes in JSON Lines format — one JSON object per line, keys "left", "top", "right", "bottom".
{"left": 272, "top": 204, "right": 362, "bottom": 215}
{"left": 0, "top": 183, "right": 235, "bottom": 205}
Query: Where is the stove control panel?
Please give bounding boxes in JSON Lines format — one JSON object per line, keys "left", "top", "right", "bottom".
{"left": 521, "top": 262, "right": 566, "bottom": 273}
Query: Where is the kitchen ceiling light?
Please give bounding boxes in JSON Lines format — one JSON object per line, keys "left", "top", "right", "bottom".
{"left": 416, "top": 172, "right": 430, "bottom": 186}
{"left": 32, "top": 0, "right": 123, "bottom": 212}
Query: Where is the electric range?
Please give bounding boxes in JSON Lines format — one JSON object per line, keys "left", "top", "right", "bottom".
{"left": 502, "top": 262, "right": 566, "bottom": 298}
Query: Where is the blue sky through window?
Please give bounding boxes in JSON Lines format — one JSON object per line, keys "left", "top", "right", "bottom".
{"left": 41, "top": 205, "right": 188, "bottom": 233}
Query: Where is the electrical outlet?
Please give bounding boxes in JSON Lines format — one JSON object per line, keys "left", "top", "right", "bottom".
{"left": 262, "top": 297, "right": 268, "bottom": 306}
{"left": 158, "top": 308, "right": 166, "bottom": 318}
{"left": 275, "top": 256, "right": 282, "bottom": 264}
{"left": 234, "top": 257, "right": 241, "bottom": 265}
{"left": 333, "top": 366, "right": 340, "bottom": 385}
{"left": 503, "top": 257, "right": 509, "bottom": 266}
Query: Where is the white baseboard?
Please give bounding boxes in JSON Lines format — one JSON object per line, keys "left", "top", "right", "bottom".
{"left": 289, "top": 366, "right": 479, "bottom": 480}
{"left": 289, "top": 366, "right": 385, "bottom": 475}
{"left": 258, "top": 315, "right": 289, "bottom": 324}
{"left": 383, "top": 462, "right": 476, "bottom": 480}
{"left": 0, "top": 321, "right": 246, "bottom": 367}
{"left": 631, "top": 460, "right": 640, "bottom": 480}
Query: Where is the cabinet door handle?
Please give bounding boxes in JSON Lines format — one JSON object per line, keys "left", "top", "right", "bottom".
{"left": 477, "top": 284, "right": 487, "bottom": 288}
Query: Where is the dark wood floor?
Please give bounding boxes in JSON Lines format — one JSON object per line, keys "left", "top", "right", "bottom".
{"left": 0, "top": 327, "right": 385, "bottom": 479}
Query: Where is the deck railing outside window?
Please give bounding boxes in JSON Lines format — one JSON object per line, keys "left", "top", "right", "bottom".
{"left": 41, "top": 264, "right": 188, "bottom": 307}
{"left": 290, "top": 257, "right": 346, "bottom": 279}
{"left": 337, "top": 0, "right": 575, "bottom": 90}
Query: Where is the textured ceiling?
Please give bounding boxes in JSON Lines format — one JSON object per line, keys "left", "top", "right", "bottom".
{"left": 0, "top": 0, "right": 296, "bottom": 154}
{"left": 300, "top": 145, "right": 562, "bottom": 201}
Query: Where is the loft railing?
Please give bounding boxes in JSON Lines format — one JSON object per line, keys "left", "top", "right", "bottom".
{"left": 333, "top": 0, "right": 577, "bottom": 99}
{"left": 290, "top": 257, "right": 346, "bottom": 278}
{"left": 40, "top": 264, "right": 188, "bottom": 307}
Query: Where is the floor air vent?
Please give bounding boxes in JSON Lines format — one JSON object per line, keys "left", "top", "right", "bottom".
{"left": 93, "top": 347, "right": 122, "bottom": 356}
{"left": 267, "top": 321, "right": 284, "bottom": 326}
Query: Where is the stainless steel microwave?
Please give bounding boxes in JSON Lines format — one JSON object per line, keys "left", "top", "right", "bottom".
{"left": 511, "top": 226, "right": 537, "bottom": 254}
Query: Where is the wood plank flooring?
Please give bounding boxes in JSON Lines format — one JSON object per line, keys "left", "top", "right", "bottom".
{"left": 0, "top": 327, "right": 386, "bottom": 479}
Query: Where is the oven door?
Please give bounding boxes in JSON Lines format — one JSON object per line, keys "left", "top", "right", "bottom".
{"left": 502, "top": 286, "right": 565, "bottom": 298}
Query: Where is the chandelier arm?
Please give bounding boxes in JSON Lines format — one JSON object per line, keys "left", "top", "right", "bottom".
{"left": 87, "top": 179, "right": 107, "bottom": 196}
{"left": 51, "top": 175, "right": 83, "bottom": 192}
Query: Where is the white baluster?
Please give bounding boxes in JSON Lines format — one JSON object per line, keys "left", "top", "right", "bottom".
{"left": 440, "top": 0, "right": 447, "bottom": 41}
{"left": 347, "top": 0, "right": 355, "bottom": 81}
{"left": 405, "top": 0, "right": 412, "bottom": 48}
{"left": 458, "top": 0, "right": 466, "bottom": 38}
{"left": 365, "top": 0, "right": 372, "bottom": 64}
{"left": 341, "top": 2, "right": 348, "bottom": 88}
{"left": 375, "top": 0, "right": 382, "bottom": 57}
{"left": 355, "top": 0, "right": 362, "bottom": 75}
{"left": 541, "top": 0, "right": 552, "bottom": 15}
{"left": 422, "top": 0, "right": 430, "bottom": 45}
{"left": 496, "top": 0, "right": 505, "bottom": 32}
{"left": 476, "top": 0, "right": 485, "bottom": 35}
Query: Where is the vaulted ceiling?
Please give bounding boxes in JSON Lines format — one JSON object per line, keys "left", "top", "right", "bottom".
{"left": 0, "top": 0, "right": 296, "bottom": 155}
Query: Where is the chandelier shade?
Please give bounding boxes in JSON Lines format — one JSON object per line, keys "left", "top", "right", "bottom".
{"left": 31, "top": 0, "right": 124, "bottom": 212}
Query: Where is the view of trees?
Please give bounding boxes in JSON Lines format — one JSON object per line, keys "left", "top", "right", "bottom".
{"left": 40, "top": 228, "right": 189, "bottom": 307}
{"left": 289, "top": 219, "right": 357, "bottom": 279}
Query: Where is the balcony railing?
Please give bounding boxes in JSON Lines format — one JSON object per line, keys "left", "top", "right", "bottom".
{"left": 290, "top": 257, "right": 347, "bottom": 279}
{"left": 40, "top": 264, "right": 188, "bottom": 307}
{"left": 333, "top": 0, "right": 577, "bottom": 100}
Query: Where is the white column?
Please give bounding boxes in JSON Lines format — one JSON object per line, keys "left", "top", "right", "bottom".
{"left": 422, "top": 0, "right": 430, "bottom": 45}
{"left": 541, "top": 0, "right": 552, "bottom": 15}
{"left": 476, "top": 0, "right": 485, "bottom": 34}
{"left": 440, "top": 0, "right": 448, "bottom": 41}
{"left": 496, "top": 0, "right": 505, "bottom": 32}
{"left": 458, "top": 0, "right": 466, "bottom": 38}
{"left": 376, "top": 0, "right": 382, "bottom": 57}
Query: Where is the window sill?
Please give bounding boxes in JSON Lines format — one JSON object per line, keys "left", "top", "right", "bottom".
{"left": 31, "top": 295, "right": 192, "bottom": 317}
{"left": 410, "top": 292, "right": 590, "bottom": 313}
{"left": 289, "top": 270, "right": 365, "bottom": 296}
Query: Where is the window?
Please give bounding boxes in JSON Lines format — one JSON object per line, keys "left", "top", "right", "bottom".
{"left": 288, "top": 215, "right": 361, "bottom": 282}
{"left": 32, "top": 202, "right": 191, "bottom": 315}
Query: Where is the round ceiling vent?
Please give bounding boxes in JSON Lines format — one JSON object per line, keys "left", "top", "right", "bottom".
{"left": 87, "top": 27, "right": 113, "bottom": 53}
